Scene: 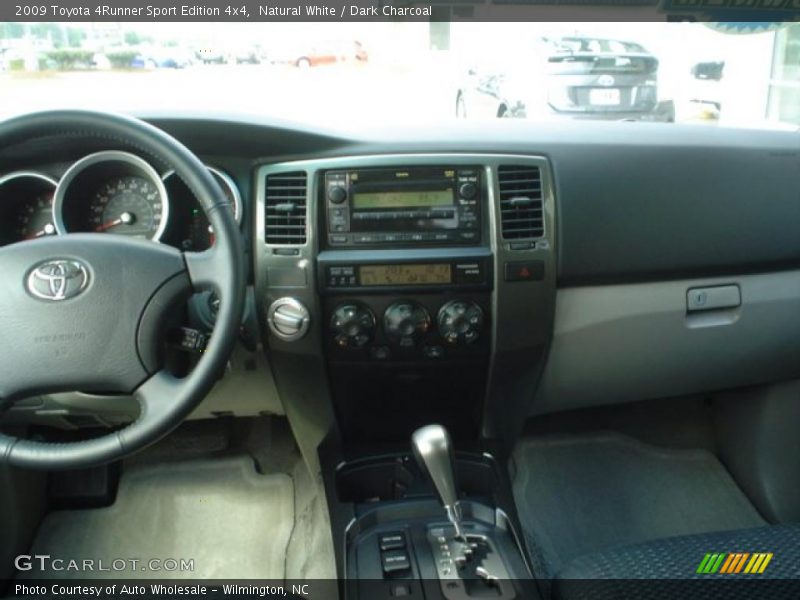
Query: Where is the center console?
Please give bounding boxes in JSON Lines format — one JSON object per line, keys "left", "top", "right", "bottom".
{"left": 318, "top": 164, "right": 494, "bottom": 441}
{"left": 318, "top": 164, "right": 490, "bottom": 363}
{"left": 253, "top": 153, "right": 557, "bottom": 593}
{"left": 334, "top": 424, "right": 538, "bottom": 600}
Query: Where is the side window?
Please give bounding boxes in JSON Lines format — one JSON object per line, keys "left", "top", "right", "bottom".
{"left": 767, "top": 25, "right": 800, "bottom": 125}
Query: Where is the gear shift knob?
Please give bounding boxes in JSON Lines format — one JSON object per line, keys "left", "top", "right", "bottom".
{"left": 411, "top": 424, "right": 465, "bottom": 539}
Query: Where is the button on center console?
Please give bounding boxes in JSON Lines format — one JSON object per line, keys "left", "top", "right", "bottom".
{"left": 504, "top": 260, "right": 544, "bottom": 282}
{"left": 382, "top": 550, "right": 411, "bottom": 575}
{"left": 379, "top": 531, "right": 411, "bottom": 577}
{"left": 380, "top": 532, "right": 407, "bottom": 551}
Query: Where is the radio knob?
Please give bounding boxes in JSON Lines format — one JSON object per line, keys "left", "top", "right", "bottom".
{"left": 383, "top": 302, "right": 431, "bottom": 347}
{"left": 331, "top": 303, "right": 375, "bottom": 349}
{"left": 328, "top": 186, "right": 347, "bottom": 204}
{"left": 438, "top": 300, "right": 484, "bottom": 345}
{"left": 458, "top": 182, "right": 478, "bottom": 200}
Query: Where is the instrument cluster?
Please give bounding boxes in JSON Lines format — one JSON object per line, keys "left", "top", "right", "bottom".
{"left": 0, "top": 151, "right": 242, "bottom": 251}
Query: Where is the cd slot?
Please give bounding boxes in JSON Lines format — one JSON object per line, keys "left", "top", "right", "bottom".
{"left": 351, "top": 210, "right": 455, "bottom": 221}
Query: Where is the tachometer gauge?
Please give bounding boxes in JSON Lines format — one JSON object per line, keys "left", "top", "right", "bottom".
{"left": 17, "top": 190, "right": 56, "bottom": 240}
{"left": 91, "top": 176, "right": 164, "bottom": 239}
{"left": 0, "top": 172, "right": 58, "bottom": 246}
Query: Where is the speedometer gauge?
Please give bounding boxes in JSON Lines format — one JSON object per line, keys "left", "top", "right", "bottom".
{"left": 91, "top": 176, "right": 164, "bottom": 239}
{"left": 54, "top": 151, "right": 169, "bottom": 242}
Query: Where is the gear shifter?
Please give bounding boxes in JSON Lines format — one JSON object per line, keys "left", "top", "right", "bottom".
{"left": 411, "top": 424, "right": 465, "bottom": 539}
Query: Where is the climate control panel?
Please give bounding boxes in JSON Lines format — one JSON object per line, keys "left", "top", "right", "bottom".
{"left": 325, "top": 295, "right": 489, "bottom": 362}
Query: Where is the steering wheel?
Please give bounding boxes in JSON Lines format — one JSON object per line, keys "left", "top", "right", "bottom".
{"left": 0, "top": 111, "right": 245, "bottom": 470}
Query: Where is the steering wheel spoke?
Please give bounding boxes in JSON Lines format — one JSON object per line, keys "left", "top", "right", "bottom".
{"left": 123, "top": 370, "right": 187, "bottom": 451}
{"left": 184, "top": 246, "right": 224, "bottom": 291}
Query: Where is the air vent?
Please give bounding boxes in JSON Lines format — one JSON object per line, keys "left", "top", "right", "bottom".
{"left": 497, "top": 165, "right": 544, "bottom": 240}
{"left": 265, "top": 171, "right": 308, "bottom": 245}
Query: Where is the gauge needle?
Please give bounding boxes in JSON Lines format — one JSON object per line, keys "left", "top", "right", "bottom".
{"left": 96, "top": 211, "right": 134, "bottom": 232}
{"left": 25, "top": 223, "right": 56, "bottom": 240}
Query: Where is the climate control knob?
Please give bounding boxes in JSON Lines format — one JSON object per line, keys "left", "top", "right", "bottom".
{"left": 331, "top": 303, "right": 376, "bottom": 349}
{"left": 383, "top": 301, "right": 431, "bottom": 347}
{"left": 437, "top": 300, "right": 484, "bottom": 345}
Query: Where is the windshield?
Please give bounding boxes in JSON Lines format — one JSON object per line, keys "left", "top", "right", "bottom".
{"left": 1, "top": 21, "right": 798, "bottom": 130}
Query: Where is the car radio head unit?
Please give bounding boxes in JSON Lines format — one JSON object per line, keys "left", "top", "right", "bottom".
{"left": 325, "top": 166, "right": 481, "bottom": 246}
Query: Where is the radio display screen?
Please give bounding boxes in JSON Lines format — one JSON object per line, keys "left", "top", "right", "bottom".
{"left": 359, "top": 264, "right": 452, "bottom": 286}
{"left": 352, "top": 189, "right": 453, "bottom": 210}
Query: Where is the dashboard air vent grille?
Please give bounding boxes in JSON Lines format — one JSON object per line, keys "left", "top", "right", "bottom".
{"left": 265, "top": 171, "right": 307, "bottom": 245}
{"left": 497, "top": 165, "right": 544, "bottom": 240}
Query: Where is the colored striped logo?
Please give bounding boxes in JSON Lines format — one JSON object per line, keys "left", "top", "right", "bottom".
{"left": 696, "top": 552, "right": 773, "bottom": 574}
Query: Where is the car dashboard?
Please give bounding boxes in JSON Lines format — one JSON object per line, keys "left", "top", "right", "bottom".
{"left": 2, "top": 113, "right": 799, "bottom": 450}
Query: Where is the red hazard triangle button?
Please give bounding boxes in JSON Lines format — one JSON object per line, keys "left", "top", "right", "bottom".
{"left": 504, "top": 261, "right": 545, "bottom": 282}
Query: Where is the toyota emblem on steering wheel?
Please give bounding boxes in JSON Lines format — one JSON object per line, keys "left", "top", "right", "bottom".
{"left": 26, "top": 259, "right": 90, "bottom": 301}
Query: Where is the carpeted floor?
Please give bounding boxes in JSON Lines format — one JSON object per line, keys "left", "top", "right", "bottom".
{"left": 512, "top": 432, "right": 766, "bottom": 581}
{"left": 23, "top": 454, "right": 295, "bottom": 579}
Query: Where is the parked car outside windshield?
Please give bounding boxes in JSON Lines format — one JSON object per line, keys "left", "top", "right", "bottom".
{"left": 0, "top": 22, "right": 797, "bottom": 130}
{"left": 456, "top": 35, "right": 673, "bottom": 122}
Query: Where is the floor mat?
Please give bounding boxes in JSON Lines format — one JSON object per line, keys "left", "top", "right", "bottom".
{"left": 512, "top": 432, "right": 766, "bottom": 581}
{"left": 23, "top": 455, "right": 294, "bottom": 579}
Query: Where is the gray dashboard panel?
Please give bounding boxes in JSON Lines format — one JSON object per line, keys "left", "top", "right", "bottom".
{"left": 549, "top": 140, "right": 800, "bottom": 284}
{"left": 532, "top": 270, "right": 800, "bottom": 415}
{"left": 141, "top": 115, "right": 800, "bottom": 286}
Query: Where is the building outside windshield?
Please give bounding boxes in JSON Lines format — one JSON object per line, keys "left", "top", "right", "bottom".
{"left": 0, "top": 21, "right": 798, "bottom": 130}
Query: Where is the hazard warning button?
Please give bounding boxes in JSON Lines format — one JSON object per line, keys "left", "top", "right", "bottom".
{"left": 504, "top": 261, "right": 544, "bottom": 282}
